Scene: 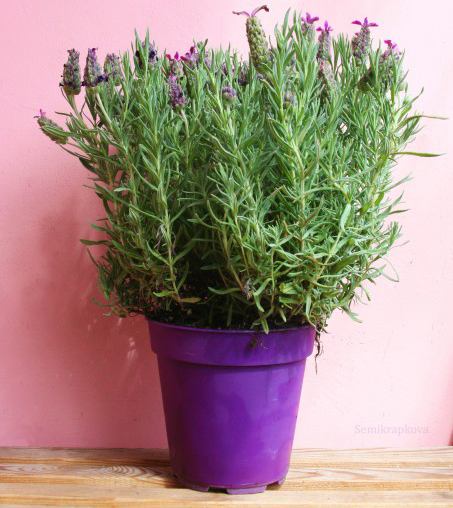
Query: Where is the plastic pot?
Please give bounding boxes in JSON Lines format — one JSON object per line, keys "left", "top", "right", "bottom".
{"left": 148, "top": 319, "right": 315, "bottom": 494}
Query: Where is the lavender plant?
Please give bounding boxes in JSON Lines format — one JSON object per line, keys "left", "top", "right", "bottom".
{"left": 37, "top": 7, "right": 438, "bottom": 333}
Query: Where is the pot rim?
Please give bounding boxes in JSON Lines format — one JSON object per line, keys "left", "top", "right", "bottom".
{"left": 146, "top": 318, "right": 314, "bottom": 335}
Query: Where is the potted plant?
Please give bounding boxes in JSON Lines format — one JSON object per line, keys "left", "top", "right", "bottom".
{"left": 37, "top": 6, "right": 437, "bottom": 494}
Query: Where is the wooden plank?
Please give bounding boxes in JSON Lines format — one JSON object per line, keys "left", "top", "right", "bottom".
{"left": 1, "top": 447, "right": 451, "bottom": 467}
{"left": 0, "top": 448, "right": 170, "bottom": 467}
{"left": 0, "top": 462, "right": 452, "bottom": 491}
{"left": 0, "top": 448, "right": 451, "bottom": 506}
{"left": 0, "top": 484, "right": 452, "bottom": 507}
{"left": 289, "top": 448, "right": 453, "bottom": 468}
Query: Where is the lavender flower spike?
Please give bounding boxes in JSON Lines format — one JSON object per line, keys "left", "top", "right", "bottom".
{"left": 301, "top": 12, "right": 319, "bottom": 36}
{"left": 168, "top": 74, "right": 186, "bottom": 109}
{"left": 351, "top": 17, "right": 378, "bottom": 60}
{"left": 83, "top": 48, "right": 105, "bottom": 87}
{"left": 233, "top": 5, "right": 270, "bottom": 73}
{"left": 382, "top": 39, "right": 400, "bottom": 59}
{"left": 318, "top": 59, "right": 335, "bottom": 94}
{"left": 36, "top": 110, "right": 68, "bottom": 144}
{"left": 380, "top": 40, "right": 400, "bottom": 69}
{"left": 377, "top": 39, "right": 402, "bottom": 89}
{"left": 316, "top": 21, "right": 333, "bottom": 61}
{"left": 60, "top": 49, "right": 81, "bottom": 96}
{"left": 104, "top": 53, "right": 122, "bottom": 84}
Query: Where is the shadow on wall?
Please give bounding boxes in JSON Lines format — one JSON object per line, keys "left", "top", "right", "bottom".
{"left": 21, "top": 184, "right": 167, "bottom": 448}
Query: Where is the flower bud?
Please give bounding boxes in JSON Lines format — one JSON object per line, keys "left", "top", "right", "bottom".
{"left": 221, "top": 61, "right": 229, "bottom": 76}
{"left": 36, "top": 110, "right": 68, "bottom": 144}
{"left": 222, "top": 85, "right": 237, "bottom": 102}
{"left": 148, "top": 43, "right": 159, "bottom": 65}
{"left": 357, "top": 68, "right": 375, "bottom": 91}
{"left": 238, "top": 63, "right": 249, "bottom": 86}
{"left": 246, "top": 16, "right": 269, "bottom": 73}
{"left": 83, "top": 48, "right": 105, "bottom": 87}
{"left": 283, "top": 91, "right": 296, "bottom": 108}
{"left": 204, "top": 55, "right": 212, "bottom": 69}
{"left": 60, "top": 49, "right": 81, "bottom": 95}
{"left": 135, "top": 42, "right": 159, "bottom": 68}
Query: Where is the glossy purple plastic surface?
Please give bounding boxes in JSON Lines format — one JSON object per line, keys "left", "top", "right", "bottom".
{"left": 148, "top": 320, "right": 315, "bottom": 494}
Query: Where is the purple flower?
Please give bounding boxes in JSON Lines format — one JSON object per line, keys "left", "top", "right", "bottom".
{"left": 381, "top": 39, "right": 400, "bottom": 61}
{"left": 60, "top": 49, "right": 81, "bottom": 96}
{"left": 180, "top": 46, "right": 199, "bottom": 67}
{"left": 168, "top": 74, "right": 186, "bottom": 109}
{"left": 166, "top": 51, "right": 181, "bottom": 61}
{"left": 352, "top": 17, "right": 378, "bottom": 28}
{"left": 351, "top": 17, "right": 378, "bottom": 60}
{"left": 166, "top": 52, "right": 184, "bottom": 76}
{"left": 302, "top": 12, "right": 319, "bottom": 24}
{"left": 384, "top": 39, "right": 398, "bottom": 51}
{"left": 317, "top": 21, "right": 333, "bottom": 33}
{"left": 374, "top": 38, "right": 402, "bottom": 89}
{"left": 222, "top": 85, "right": 237, "bottom": 102}
{"left": 316, "top": 21, "right": 333, "bottom": 61}
{"left": 232, "top": 5, "right": 269, "bottom": 18}
{"left": 301, "top": 12, "right": 319, "bottom": 36}
{"left": 83, "top": 48, "right": 106, "bottom": 87}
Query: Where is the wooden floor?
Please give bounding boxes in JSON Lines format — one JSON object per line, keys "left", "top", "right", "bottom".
{"left": 0, "top": 448, "right": 451, "bottom": 506}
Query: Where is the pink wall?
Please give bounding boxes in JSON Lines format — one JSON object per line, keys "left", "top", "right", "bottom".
{"left": 0, "top": 0, "right": 452, "bottom": 448}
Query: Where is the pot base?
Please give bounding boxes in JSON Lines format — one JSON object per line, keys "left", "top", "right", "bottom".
{"left": 177, "top": 475, "right": 286, "bottom": 495}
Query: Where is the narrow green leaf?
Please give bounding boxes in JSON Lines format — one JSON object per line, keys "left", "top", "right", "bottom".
{"left": 179, "top": 297, "right": 201, "bottom": 303}
{"left": 340, "top": 203, "right": 352, "bottom": 231}
{"left": 80, "top": 238, "right": 107, "bottom": 246}
{"left": 393, "top": 151, "right": 443, "bottom": 157}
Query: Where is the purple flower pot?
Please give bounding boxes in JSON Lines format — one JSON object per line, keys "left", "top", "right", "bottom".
{"left": 148, "top": 319, "right": 315, "bottom": 494}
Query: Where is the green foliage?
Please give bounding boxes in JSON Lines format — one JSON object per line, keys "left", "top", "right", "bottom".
{"left": 39, "top": 11, "right": 436, "bottom": 332}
